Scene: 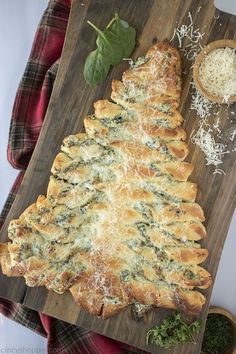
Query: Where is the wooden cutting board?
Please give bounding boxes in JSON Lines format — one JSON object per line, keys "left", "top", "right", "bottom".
{"left": 1, "top": 0, "right": 236, "bottom": 352}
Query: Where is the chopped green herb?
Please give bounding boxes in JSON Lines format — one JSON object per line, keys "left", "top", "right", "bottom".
{"left": 202, "top": 313, "right": 234, "bottom": 354}
{"left": 146, "top": 312, "right": 202, "bottom": 349}
{"left": 84, "top": 14, "right": 136, "bottom": 86}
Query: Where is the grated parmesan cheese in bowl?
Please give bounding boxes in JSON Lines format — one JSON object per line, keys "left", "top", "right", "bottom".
{"left": 193, "top": 39, "right": 236, "bottom": 103}
{"left": 199, "top": 47, "right": 236, "bottom": 101}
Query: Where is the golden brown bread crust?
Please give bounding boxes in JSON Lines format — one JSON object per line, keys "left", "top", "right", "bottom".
{"left": 116, "top": 41, "right": 182, "bottom": 110}
{"left": 105, "top": 179, "right": 197, "bottom": 203}
{"left": 0, "top": 243, "right": 8, "bottom": 258}
{"left": 84, "top": 115, "right": 187, "bottom": 143}
{"left": 130, "top": 278, "right": 205, "bottom": 314}
{"left": 110, "top": 140, "right": 189, "bottom": 162}
{"left": 0, "top": 243, "right": 23, "bottom": 276}
{"left": 94, "top": 99, "right": 124, "bottom": 118}
{"left": 111, "top": 79, "right": 180, "bottom": 110}
{"left": 161, "top": 221, "right": 207, "bottom": 241}
{"left": 113, "top": 101, "right": 184, "bottom": 128}
{"left": 114, "top": 161, "right": 193, "bottom": 182}
{"left": 0, "top": 41, "right": 211, "bottom": 318}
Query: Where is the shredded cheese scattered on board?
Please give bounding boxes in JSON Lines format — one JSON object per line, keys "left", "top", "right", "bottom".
{"left": 191, "top": 121, "right": 230, "bottom": 167}
{"left": 169, "top": 11, "right": 235, "bottom": 175}
{"left": 170, "top": 11, "right": 205, "bottom": 61}
{"left": 190, "top": 84, "right": 215, "bottom": 119}
{"left": 230, "top": 129, "right": 236, "bottom": 141}
{"left": 213, "top": 168, "right": 226, "bottom": 176}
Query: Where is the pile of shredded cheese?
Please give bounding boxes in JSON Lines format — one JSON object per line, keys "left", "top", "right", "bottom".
{"left": 190, "top": 86, "right": 232, "bottom": 174}
{"left": 190, "top": 83, "right": 214, "bottom": 119}
{"left": 191, "top": 121, "right": 229, "bottom": 169}
{"left": 170, "top": 11, "right": 205, "bottom": 61}
{"left": 199, "top": 47, "right": 236, "bottom": 102}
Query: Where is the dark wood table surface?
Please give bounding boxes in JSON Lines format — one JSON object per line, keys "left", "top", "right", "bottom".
{"left": 0, "top": 1, "right": 236, "bottom": 352}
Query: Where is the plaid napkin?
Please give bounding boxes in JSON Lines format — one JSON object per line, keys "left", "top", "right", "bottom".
{"left": 0, "top": 1, "right": 149, "bottom": 353}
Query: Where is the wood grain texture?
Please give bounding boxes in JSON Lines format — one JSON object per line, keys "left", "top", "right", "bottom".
{"left": 0, "top": 0, "right": 236, "bottom": 353}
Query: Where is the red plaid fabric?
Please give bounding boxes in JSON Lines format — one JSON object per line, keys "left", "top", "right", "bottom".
{"left": 0, "top": 1, "right": 149, "bottom": 353}
{"left": 0, "top": 172, "right": 24, "bottom": 229}
{"left": 7, "top": 0, "right": 68, "bottom": 170}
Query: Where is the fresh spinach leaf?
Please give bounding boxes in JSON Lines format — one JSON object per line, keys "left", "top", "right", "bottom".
{"left": 84, "top": 14, "right": 136, "bottom": 85}
{"left": 83, "top": 49, "right": 110, "bottom": 86}
{"left": 97, "top": 30, "right": 123, "bottom": 65}
{"left": 87, "top": 20, "right": 122, "bottom": 65}
{"left": 107, "top": 14, "right": 136, "bottom": 58}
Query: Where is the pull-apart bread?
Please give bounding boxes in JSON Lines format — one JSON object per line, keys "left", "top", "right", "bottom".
{"left": 0, "top": 41, "right": 211, "bottom": 319}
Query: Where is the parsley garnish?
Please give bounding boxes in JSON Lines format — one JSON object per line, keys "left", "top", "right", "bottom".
{"left": 84, "top": 14, "right": 136, "bottom": 86}
{"left": 146, "top": 312, "right": 202, "bottom": 349}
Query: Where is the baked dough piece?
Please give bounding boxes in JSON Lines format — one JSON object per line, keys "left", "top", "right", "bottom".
{"left": 0, "top": 243, "right": 22, "bottom": 276}
{"left": 123, "top": 41, "right": 181, "bottom": 91}
{"left": 114, "top": 161, "right": 194, "bottom": 182}
{"left": 84, "top": 116, "right": 186, "bottom": 143}
{"left": 111, "top": 41, "right": 181, "bottom": 110}
{"left": 94, "top": 100, "right": 184, "bottom": 128}
{"left": 0, "top": 41, "right": 211, "bottom": 318}
{"left": 130, "top": 278, "right": 206, "bottom": 314}
{"left": 110, "top": 140, "right": 189, "bottom": 162}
